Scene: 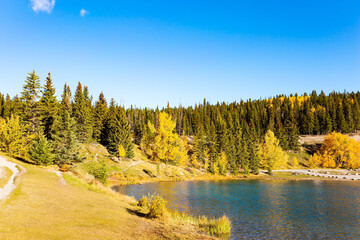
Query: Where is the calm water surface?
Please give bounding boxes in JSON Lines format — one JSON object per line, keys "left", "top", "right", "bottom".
{"left": 112, "top": 180, "right": 360, "bottom": 239}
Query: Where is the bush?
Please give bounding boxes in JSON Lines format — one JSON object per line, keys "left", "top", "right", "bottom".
{"left": 143, "top": 169, "right": 156, "bottom": 177}
{"left": 59, "top": 164, "right": 70, "bottom": 172}
{"left": 88, "top": 161, "right": 109, "bottom": 185}
{"left": 138, "top": 195, "right": 151, "bottom": 209}
{"left": 148, "top": 195, "right": 167, "bottom": 219}
{"left": 138, "top": 193, "right": 167, "bottom": 219}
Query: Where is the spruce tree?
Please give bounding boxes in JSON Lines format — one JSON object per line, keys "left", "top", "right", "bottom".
{"left": 248, "top": 121, "right": 260, "bottom": 174}
{"left": 3, "top": 94, "right": 11, "bottom": 119}
{"left": 337, "top": 101, "right": 347, "bottom": 132}
{"left": 233, "top": 118, "right": 242, "bottom": 175}
{"left": 0, "top": 93, "right": 4, "bottom": 118}
{"left": 240, "top": 137, "right": 250, "bottom": 175}
{"left": 93, "top": 92, "right": 108, "bottom": 142}
{"left": 101, "top": 104, "right": 134, "bottom": 158}
{"left": 325, "top": 112, "right": 333, "bottom": 133}
{"left": 52, "top": 84, "right": 82, "bottom": 165}
{"left": 285, "top": 107, "right": 300, "bottom": 151}
{"left": 302, "top": 100, "right": 314, "bottom": 134}
{"left": 21, "top": 70, "right": 41, "bottom": 133}
{"left": 30, "top": 132, "right": 55, "bottom": 166}
{"left": 73, "top": 82, "right": 93, "bottom": 142}
{"left": 39, "top": 73, "right": 58, "bottom": 139}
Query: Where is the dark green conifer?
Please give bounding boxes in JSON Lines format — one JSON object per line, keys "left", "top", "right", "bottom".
{"left": 3, "top": 94, "right": 12, "bottom": 119}
{"left": 30, "top": 132, "right": 55, "bottom": 166}
{"left": 52, "top": 84, "right": 82, "bottom": 165}
{"left": 39, "top": 73, "right": 58, "bottom": 139}
{"left": 101, "top": 103, "right": 134, "bottom": 158}
{"left": 73, "top": 82, "right": 93, "bottom": 142}
{"left": 93, "top": 92, "right": 108, "bottom": 142}
{"left": 21, "top": 70, "right": 41, "bottom": 133}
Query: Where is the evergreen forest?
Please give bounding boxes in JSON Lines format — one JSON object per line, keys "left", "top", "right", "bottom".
{"left": 1, "top": 70, "right": 360, "bottom": 174}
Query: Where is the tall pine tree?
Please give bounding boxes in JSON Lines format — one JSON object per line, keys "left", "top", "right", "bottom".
{"left": 39, "top": 73, "right": 58, "bottom": 139}
{"left": 21, "top": 70, "right": 41, "bottom": 133}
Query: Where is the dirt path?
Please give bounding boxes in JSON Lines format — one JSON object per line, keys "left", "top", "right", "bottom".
{"left": 121, "top": 160, "right": 143, "bottom": 172}
{"left": 0, "top": 156, "right": 19, "bottom": 200}
{"left": 271, "top": 169, "right": 360, "bottom": 180}
{"left": 47, "top": 170, "right": 66, "bottom": 185}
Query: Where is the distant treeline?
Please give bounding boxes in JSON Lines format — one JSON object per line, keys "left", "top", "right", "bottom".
{"left": 0, "top": 70, "right": 359, "bottom": 173}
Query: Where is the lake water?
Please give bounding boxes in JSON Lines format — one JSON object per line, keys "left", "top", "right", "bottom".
{"left": 112, "top": 180, "right": 360, "bottom": 239}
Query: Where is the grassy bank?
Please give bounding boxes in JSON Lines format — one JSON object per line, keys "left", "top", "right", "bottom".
{"left": 71, "top": 143, "right": 325, "bottom": 187}
{"left": 73, "top": 143, "right": 244, "bottom": 186}
{"left": 0, "top": 154, "right": 216, "bottom": 240}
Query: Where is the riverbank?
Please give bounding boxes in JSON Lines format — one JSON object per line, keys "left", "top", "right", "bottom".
{"left": 0, "top": 154, "right": 216, "bottom": 240}
{"left": 109, "top": 168, "right": 360, "bottom": 187}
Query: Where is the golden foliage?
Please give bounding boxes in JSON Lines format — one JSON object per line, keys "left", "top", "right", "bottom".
{"left": 257, "top": 130, "right": 288, "bottom": 172}
{"left": 311, "top": 132, "right": 360, "bottom": 169}
{"left": 268, "top": 96, "right": 310, "bottom": 108}
{"left": 0, "top": 115, "right": 35, "bottom": 158}
{"left": 219, "top": 151, "right": 228, "bottom": 175}
{"left": 291, "top": 156, "right": 299, "bottom": 167}
{"left": 118, "top": 144, "right": 126, "bottom": 158}
{"left": 141, "top": 112, "right": 188, "bottom": 166}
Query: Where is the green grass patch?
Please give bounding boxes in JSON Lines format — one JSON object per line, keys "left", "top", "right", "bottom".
{"left": 287, "top": 150, "right": 311, "bottom": 168}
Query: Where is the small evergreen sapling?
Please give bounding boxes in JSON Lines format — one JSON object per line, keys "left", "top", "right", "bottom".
{"left": 30, "top": 132, "right": 55, "bottom": 166}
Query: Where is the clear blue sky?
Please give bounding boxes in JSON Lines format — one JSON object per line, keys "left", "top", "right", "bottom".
{"left": 0, "top": 0, "right": 359, "bottom": 108}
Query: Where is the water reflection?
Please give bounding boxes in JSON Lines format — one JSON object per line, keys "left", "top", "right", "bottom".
{"left": 112, "top": 180, "right": 360, "bottom": 239}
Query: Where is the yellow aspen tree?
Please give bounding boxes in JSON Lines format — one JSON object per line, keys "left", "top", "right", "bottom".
{"left": 191, "top": 153, "right": 200, "bottom": 168}
{"left": 0, "top": 115, "right": 35, "bottom": 158}
{"left": 140, "top": 121, "right": 157, "bottom": 159}
{"left": 312, "top": 132, "right": 360, "bottom": 169}
{"left": 176, "top": 137, "right": 189, "bottom": 166}
{"left": 257, "top": 130, "right": 288, "bottom": 173}
{"left": 118, "top": 144, "right": 126, "bottom": 158}
{"left": 292, "top": 156, "right": 299, "bottom": 168}
{"left": 140, "top": 112, "right": 188, "bottom": 165}
{"left": 219, "top": 151, "right": 228, "bottom": 175}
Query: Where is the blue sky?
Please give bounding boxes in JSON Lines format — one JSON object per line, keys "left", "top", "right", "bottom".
{"left": 0, "top": 0, "right": 359, "bottom": 108}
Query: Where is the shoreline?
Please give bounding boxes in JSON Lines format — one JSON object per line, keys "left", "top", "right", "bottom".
{"left": 109, "top": 169, "right": 360, "bottom": 187}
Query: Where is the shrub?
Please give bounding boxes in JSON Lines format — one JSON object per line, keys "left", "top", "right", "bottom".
{"left": 118, "top": 144, "right": 126, "bottom": 158}
{"left": 138, "top": 193, "right": 167, "bottom": 219}
{"left": 148, "top": 195, "right": 167, "bottom": 219}
{"left": 59, "top": 164, "right": 70, "bottom": 172}
{"left": 143, "top": 169, "right": 156, "bottom": 177}
{"left": 88, "top": 161, "right": 109, "bottom": 185}
{"left": 138, "top": 195, "right": 151, "bottom": 209}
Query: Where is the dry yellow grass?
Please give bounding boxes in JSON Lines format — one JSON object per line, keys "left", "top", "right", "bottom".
{"left": 0, "top": 166, "right": 13, "bottom": 188}
{"left": 0, "top": 155, "right": 215, "bottom": 240}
